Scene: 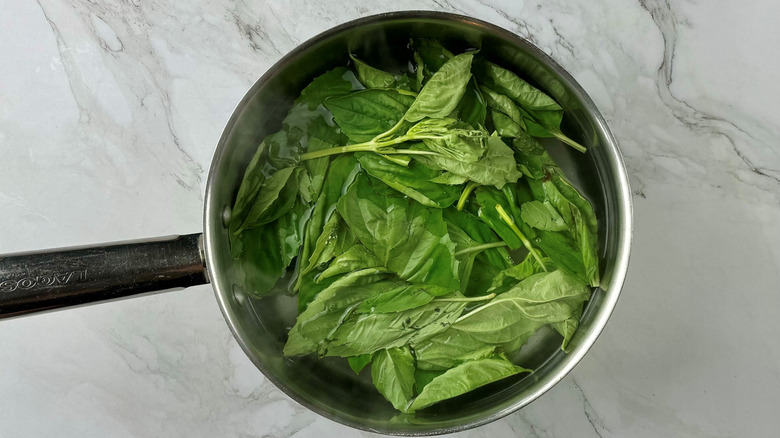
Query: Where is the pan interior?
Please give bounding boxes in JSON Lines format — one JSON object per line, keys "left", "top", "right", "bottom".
{"left": 204, "top": 12, "right": 630, "bottom": 435}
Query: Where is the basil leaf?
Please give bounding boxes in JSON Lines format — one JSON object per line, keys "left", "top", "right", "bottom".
{"left": 325, "top": 89, "right": 415, "bottom": 143}
{"left": 515, "top": 104, "right": 587, "bottom": 153}
{"left": 482, "top": 86, "right": 527, "bottom": 137}
{"left": 318, "top": 244, "right": 383, "bottom": 282}
{"left": 411, "top": 40, "right": 485, "bottom": 127}
{"left": 355, "top": 284, "right": 451, "bottom": 314}
{"left": 395, "top": 73, "right": 416, "bottom": 92}
{"left": 299, "top": 67, "right": 364, "bottom": 107}
{"left": 408, "top": 357, "right": 531, "bottom": 411}
{"left": 371, "top": 347, "right": 416, "bottom": 411}
{"left": 534, "top": 228, "right": 591, "bottom": 286}
{"left": 348, "top": 354, "right": 372, "bottom": 374}
{"left": 521, "top": 200, "right": 568, "bottom": 231}
{"left": 512, "top": 134, "right": 599, "bottom": 286}
{"left": 553, "top": 305, "right": 584, "bottom": 352}
{"left": 413, "top": 51, "right": 426, "bottom": 91}
{"left": 490, "top": 252, "right": 553, "bottom": 291}
{"left": 413, "top": 331, "right": 496, "bottom": 371}
{"left": 413, "top": 133, "right": 521, "bottom": 189}
{"left": 301, "top": 212, "right": 355, "bottom": 276}
{"left": 230, "top": 140, "right": 269, "bottom": 237}
{"left": 237, "top": 166, "right": 301, "bottom": 232}
{"left": 412, "top": 38, "right": 454, "bottom": 81}
{"left": 456, "top": 77, "right": 487, "bottom": 128}
{"left": 414, "top": 368, "right": 445, "bottom": 394}
{"left": 300, "top": 138, "right": 331, "bottom": 202}
{"left": 351, "top": 54, "right": 396, "bottom": 89}
{"left": 322, "top": 295, "right": 467, "bottom": 357}
{"left": 475, "top": 61, "right": 586, "bottom": 152}
{"left": 453, "top": 271, "right": 590, "bottom": 347}
{"left": 481, "top": 86, "right": 524, "bottom": 125}
{"left": 475, "top": 60, "right": 561, "bottom": 112}
{"left": 356, "top": 152, "right": 461, "bottom": 208}
{"left": 446, "top": 224, "right": 481, "bottom": 293}
{"left": 443, "top": 208, "right": 514, "bottom": 296}
{"left": 471, "top": 187, "right": 526, "bottom": 250}
{"left": 283, "top": 268, "right": 397, "bottom": 356}
{"left": 490, "top": 109, "right": 525, "bottom": 138}
{"left": 404, "top": 52, "right": 474, "bottom": 122}
{"left": 429, "top": 172, "right": 469, "bottom": 185}
{"left": 337, "top": 174, "right": 460, "bottom": 290}
{"left": 442, "top": 209, "right": 509, "bottom": 261}
{"left": 407, "top": 118, "right": 486, "bottom": 162}
{"left": 237, "top": 201, "right": 306, "bottom": 299}
{"left": 296, "top": 155, "right": 360, "bottom": 309}
{"left": 545, "top": 174, "right": 599, "bottom": 286}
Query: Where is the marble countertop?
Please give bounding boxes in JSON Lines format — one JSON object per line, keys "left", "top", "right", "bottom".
{"left": 1, "top": 1, "right": 778, "bottom": 437}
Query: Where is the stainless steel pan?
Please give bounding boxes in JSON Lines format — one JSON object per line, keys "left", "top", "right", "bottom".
{"left": 0, "top": 11, "right": 632, "bottom": 435}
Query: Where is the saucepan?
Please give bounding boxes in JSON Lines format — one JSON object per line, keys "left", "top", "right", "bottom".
{"left": 0, "top": 11, "right": 632, "bottom": 435}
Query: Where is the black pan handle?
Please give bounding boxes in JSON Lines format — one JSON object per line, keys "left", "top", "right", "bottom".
{"left": 0, "top": 234, "right": 208, "bottom": 319}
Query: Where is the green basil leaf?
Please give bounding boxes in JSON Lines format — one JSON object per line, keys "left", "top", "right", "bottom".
{"left": 355, "top": 284, "right": 451, "bottom": 314}
{"left": 351, "top": 54, "right": 397, "bottom": 89}
{"left": 453, "top": 271, "right": 590, "bottom": 347}
{"left": 521, "top": 200, "right": 568, "bottom": 231}
{"left": 296, "top": 155, "right": 360, "bottom": 309}
{"left": 301, "top": 212, "right": 355, "bottom": 276}
{"left": 490, "top": 252, "right": 553, "bottom": 291}
{"left": 299, "top": 67, "right": 364, "bottom": 107}
{"left": 456, "top": 77, "right": 487, "bottom": 128}
{"left": 412, "top": 39, "right": 454, "bottom": 81}
{"left": 534, "top": 228, "right": 590, "bottom": 286}
{"left": 404, "top": 52, "right": 474, "bottom": 122}
{"left": 429, "top": 172, "right": 469, "bottom": 185}
{"left": 475, "top": 61, "right": 586, "bottom": 152}
{"left": 413, "top": 331, "right": 496, "bottom": 371}
{"left": 512, "top": 137, "right": 599, "bottom": 286}
{"left": 546, "top": 174, "right": 599, "bottom": 286}
{"left": 416, "top": 271, "right": 588, "bottom": 365}
{"left": 230, "top": 139, "right": 269, "bottom": 247}
{"left": 413, "top": 133, "right": 521, "bottom": 189}
{"left": 470, "top": 187, "right": 528, "bottom": 250}
{"left": 237, "top": 201, "right": 307, "bottom": 299}
{"left": 474, "top": 60, "right": 561, "bottom": 111}
{"left": 356, "top": 152, "right": 461, "bottom": 208}
{"left": 518, "top": 104, "right": 586, "bottom": 153}
{"left": 321, "top": 294, "right": 467, "bottom": 357}
{"left": 518, "top": 105, "right": 563, "bottom": 135}
{"left": 520, "top": 108, "right": 560, "bottom": 138}
{"left": 414, "top": 368, "right": 445, "bottom": 394}
{"left": 283, "top": 268, "right": 398, "bottom": 356}
{"left": 408, "top": 357, "right": 531, "bottom": 411}
{"left": 445, "top": 223, "right": 480, "bottom": 292}
{"left": 490, "top": 110, "right": 525, "bottom": 138}
{"left": 444, "top": 209, "right": 513, "bottom": 291}
{"left": 318, "top": 244, "right": 383, "bottom": 282}
{"left": 300, "top": 138, "right": 331, "bottom": 202}
{"left": 371, "top": 347, "right": 416, "bottom": 411}
{"left": 237, "top": 166, "right": 301, "bottom": 232}
{"left": 395, "top": 73, "right": 416, "bottom": 92}
{"left": 407, "top": 118, "right": 487, "bottom": 163}
{"left": 348, "top": 354, "right": 372, "bottom": 374}
{"left": 325, "top": 89, "right": 415, "bottom": 143}
{"left": 337, "top": 174, "right": 460, "bottom": 290}
{"left": 481, "top": 86, "right": 524, "bottom": 125}
{"left": 413, "top": 51, "right": 426, "bottom": 91}
{"left": 552, "top": 305, "right": 584, "bottom": 352}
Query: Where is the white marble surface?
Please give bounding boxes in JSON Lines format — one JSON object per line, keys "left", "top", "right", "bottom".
{"left": 1, "top": 0, "right": 778, "bottom": 436}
